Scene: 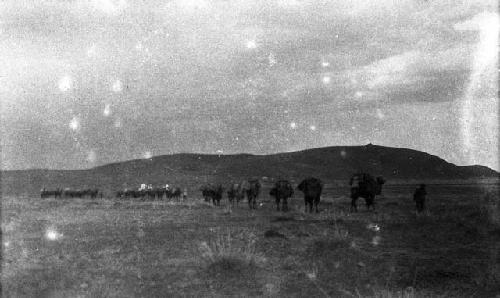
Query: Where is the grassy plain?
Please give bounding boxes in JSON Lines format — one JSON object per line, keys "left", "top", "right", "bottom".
{"left": 2, "top": 183, "right": 499, "bottom": 297}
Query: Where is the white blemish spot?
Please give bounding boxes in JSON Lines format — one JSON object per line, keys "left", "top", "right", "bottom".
{"left": 290, "top": 122, "right": 297, "bottom": 129}
{"left": 112, "top": 80, "right": 122, "bottom": 93}
{"left": 143, "top": 151, "right": 152, "bottom": 159}
{"left": 58, "top": 75, "right": 73, "bottom": 92}
{"left": 103, "top": 104, "right": 111, "bottom": 116}
{"left": 340, "top": 150, "right": 347, "bottom": 158}
{"left": 309, "top": 125, "right": 316, "bottom": 131}
{"left": 367, "top": 223, "right": 381, "bottom": 232}
{"left": 246, "top": 40, "right": 257, "bottom": 49}
{"left": 322, "top": 75, "right": 331, "bottom": 84}
{"left": 69, "top": 116, "right": 79, "bottom": 131}
{"left": 321, "top": 61, "right": 330, "bottom": 68}
{"left": 45, "top": 228, "right": 63, "bottom": 241}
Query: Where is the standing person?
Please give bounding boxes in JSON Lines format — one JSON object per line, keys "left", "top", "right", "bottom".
{"left": 413, "top": 184, "right": 427, "bottom": 214}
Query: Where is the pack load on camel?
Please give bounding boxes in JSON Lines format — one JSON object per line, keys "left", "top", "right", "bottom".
{"left": 349, "top": 173, "right": 385, "bottom": 212}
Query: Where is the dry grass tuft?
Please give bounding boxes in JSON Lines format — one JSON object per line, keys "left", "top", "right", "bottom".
{"left": 198, "top": 228, "right": 264, "bottom": 268}
{"left": 198, "top": 228, "right": 266, "bottom": 295}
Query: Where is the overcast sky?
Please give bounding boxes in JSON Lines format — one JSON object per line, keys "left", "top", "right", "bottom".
{"left": 1, "top": 0, "right": 498, "bottom": 171}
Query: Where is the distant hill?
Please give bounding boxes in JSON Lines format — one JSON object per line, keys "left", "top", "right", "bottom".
{"left": 1, "top": 144, "right": 498, "bottom": 196}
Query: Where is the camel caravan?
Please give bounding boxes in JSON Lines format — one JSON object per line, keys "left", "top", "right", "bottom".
{"left": 115, "top": 184, "right": 186, "bottom": 201}
{"left": 40, "top": 184, "right": 187, "bottom": 201}
{"left": 40, "top": 188, "right": 100, "bottom": 199}
{"left": 201, "top": 174, "right": 386, "bottom": 213}
{"left": 39, "top": 172, "right": 409, "bottom": 213}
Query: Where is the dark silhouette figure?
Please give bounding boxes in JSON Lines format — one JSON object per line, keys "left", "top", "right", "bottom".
{"left": 201, "top": 184, "right": 224, "bottom": 206}
{"left": 200, "top": 185, "right": 212, "bottom": 202}
{"left": 243, "top": 179, "right": 261, "bottom": 210}
{"left": 40, "top": 188, "right": 63, "bottom": 199}
{"left": 227, "top": 183, "right": 245, "bottom": 208}
{"left": 413, "top": 184, "right": 427, "bottom": 213}
{"left": 349, "top": 173, "right": 385, "bottom": 212}
{"left": 269, "top": 180, "right": 294, "bottom": 212}
{"left": 297, "top": 177, "right": 323, "bottom": 213}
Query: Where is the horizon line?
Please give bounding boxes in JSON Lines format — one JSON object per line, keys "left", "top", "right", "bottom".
{"left": 2, "top": 143, "right": 498, "bottom": 173}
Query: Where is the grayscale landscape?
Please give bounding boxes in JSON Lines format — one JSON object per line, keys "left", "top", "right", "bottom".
{"left": 2, "top": 145, "right": 500, "bottom": 297}
{"left": 1, "top": 0, "right": 498, "bottom": 297}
